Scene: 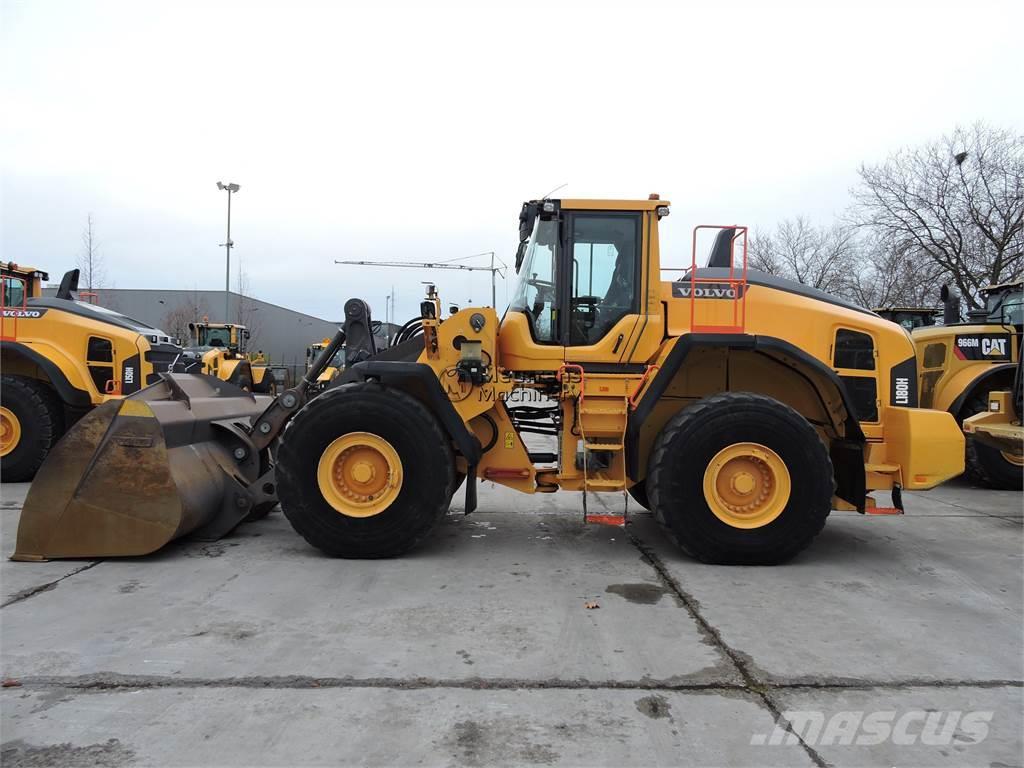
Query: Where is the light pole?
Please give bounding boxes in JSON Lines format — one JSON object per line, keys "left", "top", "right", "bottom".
{"left": 217, "top": 181, "right": 240, "bottom": 322}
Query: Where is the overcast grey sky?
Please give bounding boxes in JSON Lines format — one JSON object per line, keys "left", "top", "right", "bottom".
{"left": 2, "top": 0, "right": 1021, "bottom": 322}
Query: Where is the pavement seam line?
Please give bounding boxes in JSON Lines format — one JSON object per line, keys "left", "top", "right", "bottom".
{"left": 6, "top": 675, "right": 747, "bottom": 692}
{"left": 1, "top": 560, "right": 104, "bottom": 609}
{"left": 3, "top": 675, "right": 1021, "bottom": 693}
{"left": 627, "top": 529, "right": 830, "bottom": 768}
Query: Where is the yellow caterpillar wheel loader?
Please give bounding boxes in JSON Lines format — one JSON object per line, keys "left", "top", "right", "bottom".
{"left": 181, "top": 321, "right": 277, "bottom": 395}
{"left": 880, "top": 281, "right": 1022, "bottom": 489}
{"left": 0, "top": 263, "right": 184, "bottom": 481}
{"left": 962, "top": 355, "right": 1023, "bottom": 465}
{"left": 14, "top": 197, "right": 966, "bottom": 564}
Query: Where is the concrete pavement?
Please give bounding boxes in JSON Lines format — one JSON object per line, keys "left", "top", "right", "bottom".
{"left": 1, "top": 479, "right": 1021, "bottom": 767}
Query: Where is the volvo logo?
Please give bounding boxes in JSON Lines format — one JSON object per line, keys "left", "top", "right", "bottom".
{"left": 1, "top": 308, "right": 47, "bottom": 318}
{"left": 671, "top": 282, "right": 745, "bottom": 300}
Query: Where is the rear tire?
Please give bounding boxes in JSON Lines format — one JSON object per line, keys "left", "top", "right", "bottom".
{"left": 0, "top": 375, "right": 65, "bottom": 482}
{"left": 648, "top": 392, "right": 833, "bottom": 565}
{"left": 962, "top": 395, "right": 1024, "bottom": 490}
{"left": 276, "top": 382, "right": 455, "bottom": 557}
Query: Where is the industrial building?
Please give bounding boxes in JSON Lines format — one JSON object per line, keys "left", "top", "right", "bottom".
{"left": 41, "top": 287, "right": 397, "bottom": 378}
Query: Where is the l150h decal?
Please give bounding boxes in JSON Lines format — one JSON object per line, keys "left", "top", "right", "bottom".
{"left": 953, "top": 334, "right": 1011, "bottom": 361}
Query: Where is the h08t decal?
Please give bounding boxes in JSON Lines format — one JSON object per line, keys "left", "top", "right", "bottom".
{"left": 953, "top": 333, "right": 1011, "bottom": 361}
{"left": 889, "top": 355, "right": 919, "bottom": 407}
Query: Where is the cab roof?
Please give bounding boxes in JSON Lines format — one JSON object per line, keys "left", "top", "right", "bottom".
{"left": 980, "top": 280, "right": 1023, "bottom": 294}
{"left": 557, "top": 198, "right": 670, "bottom": 211}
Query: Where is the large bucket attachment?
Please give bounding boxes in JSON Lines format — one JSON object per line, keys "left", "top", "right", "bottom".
{"left": 13, "top": 374, "right": 277, "bottom": 561}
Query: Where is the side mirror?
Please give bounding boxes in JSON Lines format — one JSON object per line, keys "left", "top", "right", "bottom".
{"left": 515, "top": 241, "right": 528, "bottom": 273}
{"left": 519, "top": 202, "right": 536, "bottom": 244}
{"left": 515, "top": 202, "right": 538, "bottom": 273}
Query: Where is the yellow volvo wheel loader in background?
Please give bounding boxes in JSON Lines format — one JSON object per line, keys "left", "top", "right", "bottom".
{"left": 305, "top": 338, "right": 344, "bottom": 391}
{"left": 0, "top": 263, "right": 186, "bottom": 481}
{"left": 879, "top": 281, "right": 1023, "bottom": 489}
{"left": 181, "top": 321, "right": 277, "bottom": 394}
{"left": 14, "top": 197, "right": 966, "bottom": 564}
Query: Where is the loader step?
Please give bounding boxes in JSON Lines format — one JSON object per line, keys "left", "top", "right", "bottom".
{"left": 584, "top": 441, "right": 623, "bottom": 451}
{"left": 528, "top": 452, "right": 558, "bottom": 464}
{"left": 585, "top": 513, "right": 626, "bottom": 527}
{"left": 584, "top": 477, "right": 626, "bottom": 489}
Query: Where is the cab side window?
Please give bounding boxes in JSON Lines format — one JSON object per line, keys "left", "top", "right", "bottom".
{"left": 1, "top": 277, "right": 25, "bottom": 307}
{"left": 569, "top": 214, "right": 639, "bottom": 346}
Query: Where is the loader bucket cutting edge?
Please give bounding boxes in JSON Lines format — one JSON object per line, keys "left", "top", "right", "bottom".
{"left": 12, "top": 373, "right": 271, "bottom": 562}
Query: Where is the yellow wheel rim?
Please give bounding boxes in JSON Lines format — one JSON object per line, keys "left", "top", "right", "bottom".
{"left": 1001, "top": 451, "right": 1024, "bottom": 467}
{"left": 703, "top": 442, "right": 791, "bottom": 529}
{"left": 0, "top": 406, "right": 21, "bottom": 458}
{"left": 316, "top": 432, "right": 403, "bottom": 518}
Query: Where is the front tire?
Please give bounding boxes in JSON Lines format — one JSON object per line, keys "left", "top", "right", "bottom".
{"left": 276, "top": 382, "right": 455, "bottom": 557}
{"left": 0, "top": 375, "right": 65, "bottom": 482}
{"left": 962, "top": 395, "right": 1023, "bottom": 490}
{"left": 648, "top": 392, "right": 833, "bottom": 565}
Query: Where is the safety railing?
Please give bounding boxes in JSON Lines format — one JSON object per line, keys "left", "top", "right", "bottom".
{"left": 688, "top": 225, "right": 749, "bottom": 334}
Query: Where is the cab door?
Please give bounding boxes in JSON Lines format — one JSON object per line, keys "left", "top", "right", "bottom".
{"left": 561, "top": 211, "right": 644, "bottom": 365}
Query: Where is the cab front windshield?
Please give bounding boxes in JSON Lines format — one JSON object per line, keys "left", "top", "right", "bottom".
{"left": 198, "top": 326, "right": 233, "bottom": 348}
{"left": 510, "top": 217, "right": 559, "bottom": 342}
{"left": 985, "top": 289, "right": 1023, "bottom": 326}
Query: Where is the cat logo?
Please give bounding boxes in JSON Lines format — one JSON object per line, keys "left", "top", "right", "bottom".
{"left": 981, "top": 338, "right": 1007, "bottom": 357}
{"left": 954, "top": 334, "right": 1011, "bottom": 361}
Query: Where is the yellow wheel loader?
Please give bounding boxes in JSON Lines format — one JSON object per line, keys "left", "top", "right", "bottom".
{"left": 182, "top": 321, "right": 277, "bottom": 395}
{"left": 305, "top": 338, "right": 343, "bottom": 391}
{"left": 0, "top": 263, "right": 187, "bottom": 481}
{"left": 14, "top": 197, "right": 966, "bottom": 564}
{"left": 962, "top": 355, "right": 1023, "bottom": 467}
{"left": 879, "top": 281, "right": 1022, "bottom": 489}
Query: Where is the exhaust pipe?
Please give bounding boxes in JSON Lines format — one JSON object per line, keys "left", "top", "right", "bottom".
{"left": 12, "top": 374, "right": 276, "bottom": 561}
{"left": 940, "top": 284, "right": 961, "bottom": 325}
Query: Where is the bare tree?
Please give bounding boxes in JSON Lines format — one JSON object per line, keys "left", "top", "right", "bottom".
{"left": 161, "top": 290, "right": 209, "bottom": 345}
{"left": 749, "top": 217, "right": 861, "bottom": 295}
{"left": 747, "top": 230, "right": 783, "bottom": 275}
{"left": 78, "top": 214, "right": 106, "bottom": 294}
{"left": 235, "top": 271, "right": 262, "bottom": 352}
{"left": 846, "top": 235, "right": 943, "bottom": 309}
{"left": 851, "top": 123, "right": 1024, "bottom": 309}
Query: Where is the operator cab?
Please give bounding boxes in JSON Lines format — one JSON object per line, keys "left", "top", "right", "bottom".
{"left": 510, "top": 198, "right": 656, "bottom": 349}
{"left": 874, "top": 307, "right": 938, "bottom": 331}
{"left": 976, "top": 282, "right": 1023, "bottom": 328}
{"left": 0, "top": 262, "right": 48, "bottom": 307}
{"left": 189, "top": 322, "right": 250, "bottom": 353}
